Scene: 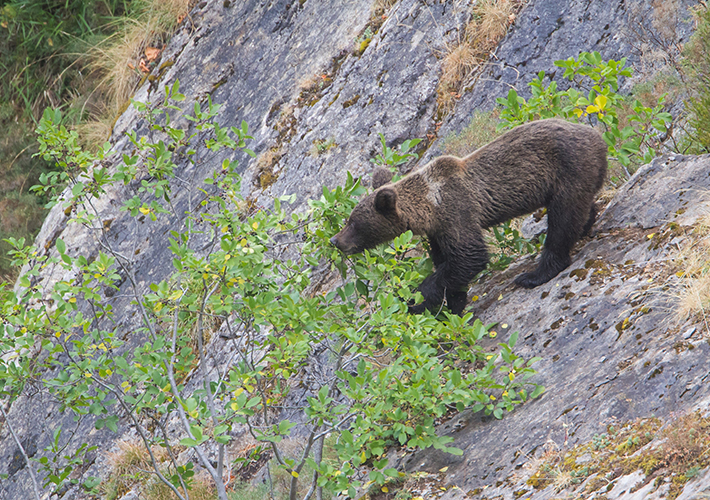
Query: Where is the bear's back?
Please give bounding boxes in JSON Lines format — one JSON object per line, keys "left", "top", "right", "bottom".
{"left": 460, "top": 119, "right": 607, "bottom": 227}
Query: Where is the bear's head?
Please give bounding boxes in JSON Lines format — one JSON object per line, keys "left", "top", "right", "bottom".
{"left": 330, "top": 168, "right": 407, "bottom": 255}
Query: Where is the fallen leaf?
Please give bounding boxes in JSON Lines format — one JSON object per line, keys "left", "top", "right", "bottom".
{"left": 139, "top": 59, "right": 150, "bottom": 73}
{"left": 145, "top": 46, "right": 161, "bottom": 61}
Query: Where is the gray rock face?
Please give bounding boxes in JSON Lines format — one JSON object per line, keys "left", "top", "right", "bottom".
{"left": 0, "top": 0, "right": 707, "bottom": 499}
{"left": 426, "top": 0, "right": 697, "bottom": 162}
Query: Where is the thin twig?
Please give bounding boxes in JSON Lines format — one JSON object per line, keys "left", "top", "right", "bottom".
{"left": 0, "top": 404, "right": 41, "bottom": 500}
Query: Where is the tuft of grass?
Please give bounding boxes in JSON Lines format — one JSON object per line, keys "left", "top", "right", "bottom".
{"left": 465, "top": 0, "right": 517, "bottom": 54}
{"left": 372, "top": 0, "right": 397, "bottom": 15}
{"left": 0, "top": 0, "right": 125, "bottom": 281}
{"left": 309, "top": 137, "right": 338, "bottom": 157}
{"left": 441, "top": 109, "right": 501, "bottom": 157}
{"left": 674, "top": 208, "right": 710, "bottom": 330}
{"left": 437, "top": 43, "right": 478, "bottom": 114}
{"left": 436, "top": 0, "right": 519, "bottom": 115}
{"left": 80, "top": 0, "right": 191, "bottom": 147}
{"left": 228, "top": 481, "right": 270, "bottom": 500}
{"left": 143, "top": 472, "right": 215, "bottom": 500}
{"left": 253, "top": 148, "right": 282, "bottom": 190}
{"left": 0, "top": 121, "right": 48, "bottom": 280}
{"left": 103, "top": 439, "right": 169, "bottom": 499}
{"left": 683, "top": 3, "right": 710, "bottom": 152}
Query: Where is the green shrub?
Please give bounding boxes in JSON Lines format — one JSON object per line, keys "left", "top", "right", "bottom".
{"left": 0, "top": 81, "right": 544, "bottom": 500}
{"left": 683, "top": 3, "right": 710, "bottom": 152}
{"left": 496, "top": 51, "right": 673, "bottom": 174}
{"left": 0, "top": 0, "right": 129, "bottom": 281}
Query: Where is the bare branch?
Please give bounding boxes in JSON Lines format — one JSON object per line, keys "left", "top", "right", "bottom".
{"left": 0, "top": 404, "right": 41, "bottom": 500}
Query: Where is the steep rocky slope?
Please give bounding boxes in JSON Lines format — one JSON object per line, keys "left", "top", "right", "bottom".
{"left": 0, "top": 0, "right": 707, "bottom": 499}
{"left": 407, "top": 153, "right": 710, "bottom": 499}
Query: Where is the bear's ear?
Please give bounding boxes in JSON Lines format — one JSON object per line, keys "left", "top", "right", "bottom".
{"left": 372, "top": 167, "right": 394, "bottom": 189}
{"left": 374, "top": 187, "right": 397, "bottom": 216}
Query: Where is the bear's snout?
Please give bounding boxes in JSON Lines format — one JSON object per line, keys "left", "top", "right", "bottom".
{"left": 330, "top": 234, "right": 347, "bottom": 252}
{"left": 330, "top": 230, "right": 359, "bottom": 255}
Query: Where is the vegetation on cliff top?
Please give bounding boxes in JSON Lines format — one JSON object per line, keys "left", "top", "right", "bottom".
{"left": 0, "top": 0, "right": 189, "bottom": 279}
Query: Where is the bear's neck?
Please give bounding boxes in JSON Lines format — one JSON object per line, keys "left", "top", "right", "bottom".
{"left": 394, "top": 173, "right": 437, "bottom": 235}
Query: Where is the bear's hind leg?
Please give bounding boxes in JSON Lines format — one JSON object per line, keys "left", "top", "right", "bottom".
{"left": 581, "top": 203, "right": 598, "bottom": 236}
{"left": 515, "top": 198, "right": 589, "bottom": 288}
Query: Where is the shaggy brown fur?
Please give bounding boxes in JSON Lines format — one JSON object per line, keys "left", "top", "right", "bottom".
{"left": 331, "top": 119, "right": 607, "bottom": 315}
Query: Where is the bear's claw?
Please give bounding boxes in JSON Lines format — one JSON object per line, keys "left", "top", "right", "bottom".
{"left": 514, "top": 271, "right": 547, "bottom": 288}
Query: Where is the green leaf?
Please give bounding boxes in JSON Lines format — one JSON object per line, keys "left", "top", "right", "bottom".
{"left": 384, "top": 468, "right": 400, "bottom": 478}
{"left": 105, "top": 416, "right": 119, "bottom": 433}
{"left": 83, "top": 476, "right": 101, "bottom": 489}
{"left": 531, "top": 385, "right": 546, "bottom": 398}
{"left": 444, "top": 446, "right": 463, "bottom": 456}
{"left": 190, "top": 425, "right": 203, "bottom": 441}
{"left": 278, "top": 420, "right": 296, "bottom": 435}
{"left": 318, "top": 385, "right": 329, "bottom": 403}
{"left": 508, "top": 330, "right": 519, "bottom": 348}
{"left": 373, "top": 458, "right": 388, "bottom": 469}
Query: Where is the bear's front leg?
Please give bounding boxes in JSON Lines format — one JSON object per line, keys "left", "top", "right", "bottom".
{"left": 408, "top": 273, "right": 447, "bottom": 315}
{"left": 408, "top": 234, "right": 488, "bottom": 315}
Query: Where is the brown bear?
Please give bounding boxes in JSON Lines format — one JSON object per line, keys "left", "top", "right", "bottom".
{"left": 330, "top": 118, "right": 607, "bottom": 315}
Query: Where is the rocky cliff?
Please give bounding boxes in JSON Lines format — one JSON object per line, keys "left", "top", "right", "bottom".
{"left": 1, "top": 0, "right": 708, "bottom": 499}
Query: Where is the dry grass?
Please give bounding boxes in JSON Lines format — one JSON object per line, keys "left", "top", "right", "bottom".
{"left": 104, "top": 438, "right": 219, "bottom": 500}
{"left": 437, "top": 44, "right": 478, "bottom": 113}
{"left": 78, "top": 0, "right": 190, "bottom": 147}
{"left": 372, "top": 0, "right": 397, "bottom": 14}
{"left": 254, "top": 147, "right": 282, "bottom": 189}
{"left": 466, "top": 0, "right": 518, "bottom": 53}
{"left": 104, "top": 439, "right": 169, "bottom": 498}
{"left": 627, "top": 0, "right": 684, "bottom": 74}
{"left": 143, "top": 472, "right": 215, "bottom": 500}
{"left": 437, "top": 0, "right": 519, "bottom": 114}
{"left": 674, "top": 210, "right": 710, "bottom": 330}
{"left": 74, "top": 100, "right": 116, "bottom": 149}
